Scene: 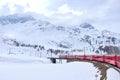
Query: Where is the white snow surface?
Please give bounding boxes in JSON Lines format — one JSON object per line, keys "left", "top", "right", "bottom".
{"left": 0, "top": 54, "right": 119, "bottom": 80}
{"left": 0, "top": 14, "right": 120, "bottom": 80}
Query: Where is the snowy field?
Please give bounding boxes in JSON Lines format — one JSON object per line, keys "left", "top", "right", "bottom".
{"left": 0, "top": 54, "right": 119, "bottom": 80}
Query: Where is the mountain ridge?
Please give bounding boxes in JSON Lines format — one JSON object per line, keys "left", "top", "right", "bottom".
{"left": 0, "top": 14, "right": 120, "bottom": 56}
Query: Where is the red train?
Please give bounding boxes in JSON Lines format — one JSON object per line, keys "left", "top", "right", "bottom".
{"left": 59, "top": 55, "right": 120, "bottom": 68}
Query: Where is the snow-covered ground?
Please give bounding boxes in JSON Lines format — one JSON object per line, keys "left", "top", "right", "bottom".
{"left": 0, "top": 54, "right": 50, "bottom": 63}
{"left": 0, "top": 14, "right": 120, "bottom": 80}
{"left": 0, "top": 54, "right": 119, "bottom": 80}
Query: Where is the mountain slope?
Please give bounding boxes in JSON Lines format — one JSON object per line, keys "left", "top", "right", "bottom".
{"left": 0, "top": 14, "right": 120, "bottom": 57}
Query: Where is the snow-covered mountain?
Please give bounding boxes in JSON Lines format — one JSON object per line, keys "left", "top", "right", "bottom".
{"left": 0, "top": 14, "right": 35, "bottom": 25}
{"left": 0, "top": 14, "right": 120, "bottom": 57}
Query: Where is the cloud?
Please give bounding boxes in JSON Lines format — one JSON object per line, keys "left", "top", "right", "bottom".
{"left": 58, "top": 4, "right": 83, "bottom": 16}
{"left": 24, "top": 0, "right": 50, "bottom": 14}
{"left": 0, "top": 3, "right": 27, "bottom": 15}
{"left": 0, "top": 0, "right": 50, "bottom": 15}
{"left": 0, "top": 0, "right": 120, "bottom": 33}
{"left": 87, "top": 0, "right": 120, "bottom": 32}
{"left": 43, "top": 4, "right": 85, "bottom": 25}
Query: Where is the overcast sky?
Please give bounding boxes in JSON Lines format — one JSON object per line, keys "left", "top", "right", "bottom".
{"left": 0, "top": 0, "right": 120, "bottom": 33}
